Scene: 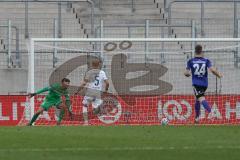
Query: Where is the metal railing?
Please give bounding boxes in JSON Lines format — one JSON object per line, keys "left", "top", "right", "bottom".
{"left": 163, "top": 0, "right": 240, "bottom": 67}
{"left": 0, "top": 0, "right": 95, "bottom": 37}
{"left": 165, "top": 0, "right": 240, "bottom": 38}
{"left": 0, "top": 20, "right": 20, "bottom": 68}
{"left": 0, "top": 0, "right": 96, "bottom": 68}
{"left": 96, "top": 19, "right": 196, "bottom": 63}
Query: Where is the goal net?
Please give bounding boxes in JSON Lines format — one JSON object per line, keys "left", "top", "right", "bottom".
{"left": 22, "top": 38, "right": 240, "bottom": 125}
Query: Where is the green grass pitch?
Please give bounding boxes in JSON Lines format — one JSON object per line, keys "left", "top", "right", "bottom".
{"left": 0, "top": 126, "right": 240, "bottom": 160}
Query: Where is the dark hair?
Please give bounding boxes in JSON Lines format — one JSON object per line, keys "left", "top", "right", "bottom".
{"left": 62, "top": 78, "right": 70, "bottom": 83}
{"left": 195, "top": 45, "right": 202, "bottom": 55}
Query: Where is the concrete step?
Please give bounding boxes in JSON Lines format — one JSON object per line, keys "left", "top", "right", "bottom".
{"left": 100, "top": 0, "right": 153, "bottom": 5}
{"left": 0, "top": 13, "right": 74, "bottom": 19}
{"left": 101, "top": 0, "right": 158, "bottom": 5}
{"left": 0, "top": 6, "right": 73, "bottom": 13}
{"left": 98, "top": 8, "right": 162, "bottom": 15}
{"left": 0, "top": 2, "right": 64, "bottom": 9}
{"left": 0, "top": 7, "right": 57, "bottom": 11}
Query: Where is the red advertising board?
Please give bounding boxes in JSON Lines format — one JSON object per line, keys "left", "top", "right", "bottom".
{"left": 0, "top": 95, "right": 240, "bottom": 126}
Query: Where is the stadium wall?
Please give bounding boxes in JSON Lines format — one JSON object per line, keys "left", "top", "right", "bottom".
{"left": 0, "top": 69, "right": 27, "bottom": 94}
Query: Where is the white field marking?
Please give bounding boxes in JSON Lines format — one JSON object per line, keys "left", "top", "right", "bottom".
{"left": 0, "top": 146, "right": 240, "bottom": 152}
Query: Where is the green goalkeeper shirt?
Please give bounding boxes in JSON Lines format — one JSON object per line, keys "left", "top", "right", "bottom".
{"left": 35, "top": 83, "right": 71, "bottom": 108}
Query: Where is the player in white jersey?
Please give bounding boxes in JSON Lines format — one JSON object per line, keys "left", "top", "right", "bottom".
{"left": 75, "top": 58, "right": 109, "bottom": 125}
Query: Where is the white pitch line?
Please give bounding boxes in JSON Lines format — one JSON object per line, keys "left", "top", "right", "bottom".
{"left": 0, "top": 146, "right": 240, "bottom": 152}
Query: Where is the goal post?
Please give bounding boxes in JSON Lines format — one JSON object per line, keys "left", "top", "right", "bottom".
{"left": 28, "top": 39, "right": 35, "bottom": 120}
{"left": 25, "top": 37, "right": 240, "bottom": 125}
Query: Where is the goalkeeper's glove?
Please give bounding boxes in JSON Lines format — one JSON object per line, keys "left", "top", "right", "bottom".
{"left": 28, "top": 93, "right": 36, "bottom": 98}
{"left": 68, "top": 105, "right": 73, "bottom": 120}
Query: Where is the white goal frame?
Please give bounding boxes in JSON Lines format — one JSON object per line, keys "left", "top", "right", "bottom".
{"left": 28, "top": 37, "right": 240, "bottom": 119}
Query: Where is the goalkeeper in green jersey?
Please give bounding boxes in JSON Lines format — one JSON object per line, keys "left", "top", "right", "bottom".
{"left": 27, "top": 78, "right": 72, "bottom": 126}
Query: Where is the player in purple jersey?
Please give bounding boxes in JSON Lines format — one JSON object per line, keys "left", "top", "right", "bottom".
{"left": 184, "top": 45, "right": 222, "bottom": 123}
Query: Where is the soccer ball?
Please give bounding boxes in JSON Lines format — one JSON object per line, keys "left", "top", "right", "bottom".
{"left": 161, "top": 118, "right": 169, "bottom": 125}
